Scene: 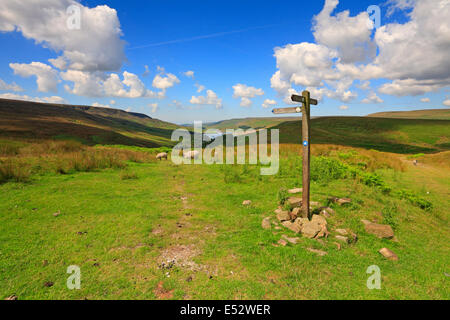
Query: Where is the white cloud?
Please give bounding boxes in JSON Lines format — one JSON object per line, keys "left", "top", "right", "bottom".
{"left": 339, "top": 105, "right": 349, "bottom": 110}
{"left": 10, "top": 62, "right": 59, "bottom": 92}
{"left": 0, "top": 93, "right": 65, "bottom": 104}
{"left": 0, "top": 79, "right": 23, "bottom": 92}
{"left": 262, "top": 99, "right": 277, "bottom": 109}
{"left": 0, "top": 0, "right": 126, "bottom": 72}
{"left": 443, "top": 98, "right": 450, "bottom": 107}
{"left": 190, "top": 90, "right": 223, "bottom": 109}
{"left": 232, "top": 84, "right": 264, "bottom": 107}
{"left": 183, "top": 71, "right": 194, "bottom": 78}
{"left": 61, "top": 70, "right": 164, "bottom": 98}
{"left": 361, "top": 92, "right": 384, "bottom": 104}
{"left": 110, "top": 99, "right": 116, "bottom": 105}
{"left": 149, "top": 103, "right": 158, "bottom": 113}
{"left": 313, "top": 0, "right": 376, "bottom": 63}
{"left": 420, "top": 98, "right": 430, "bottom": 103}
{"left": 152, "top": 73, "right": 180, "bottom": 92}
{"left": 270, "top": 0, "right": 450, "bottom": 103}
{"left": 195, "top": 83, "right": 205, "bottom": 93}
{"left": 92, "top": 102, "right": 111, "bottom": 108}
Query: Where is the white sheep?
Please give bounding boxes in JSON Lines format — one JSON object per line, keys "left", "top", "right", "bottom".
{"left": 156, "top": 152, "right": 168, "bottom": 161}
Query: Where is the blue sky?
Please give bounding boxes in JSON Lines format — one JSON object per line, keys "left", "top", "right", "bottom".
{"left": 0, "top": 0, "right": 449, "bottom": 124}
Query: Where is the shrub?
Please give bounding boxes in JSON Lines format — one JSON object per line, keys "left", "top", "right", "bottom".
{"left": 0, "top": 160, "right": 31, "bottom": 183}
{"left": 310, "top": 156, "right": 349, "bottom": 182}
{"left": 382, "top": 203, "right": 399, "bottom": 229}
{"left": 277, "top": 188, "right": 289, "bottom": 206}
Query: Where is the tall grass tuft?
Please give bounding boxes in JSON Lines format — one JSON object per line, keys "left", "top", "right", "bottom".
{"left": 0, "top": 160, "right": 31, "bottom": 183}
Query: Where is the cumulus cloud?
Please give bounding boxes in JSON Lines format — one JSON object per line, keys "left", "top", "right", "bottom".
{"left": 0, "top": 0, "right": 126, "bottom": 72}
{"left": 195, "top": 83, "right": 205, "bottom": 93}
{"left": 339, "top": 105, "right": 349, "bottom": 110}
{"left": 190, "top": 90, "right": 223, "bottom": 109}
{"left": 10, "top": 62, "right": 59, "bottom": 92}
{"left": 0, "top": 79, "right": 23, "bottom": 92}
{"left": 0, "top": 93, "right": 66, "bottom": 104}
{"left": 232, "top": 84, "right": 264, "bottom": 107}
{"left": 313, "top": 0, "right": 376, "bottom": 63}
{"left": 420, "top": 98, "right": 430, "bottom": 103}
{"left": 262, "top": 99, "right": 277, "bottom": 109}
{"left": 92, "top": 102, "right": 111, "bottom": 108}
{"left": 183, "top": 71, "right": 194, "bottom": 78}
{"left": 61, "top": 70, "right": 169, "bottom": 98}
{"left": 361, "top": 92, "right": 383, "bottom": 104}
{"left": 152, "top": 73, "right": 180, "bottom": 92}
{"left": 270, "top": 0, "right": 450, "bottom": 103}
{"left": 443, "top": 98, "right": 450, "bottom": 107}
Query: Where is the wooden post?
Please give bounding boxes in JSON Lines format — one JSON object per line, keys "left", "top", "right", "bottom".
{"left": 271, "top": 91, "right": 318, "bottom": 220}
{"left": 302, "top": 90, "right": 311, "bottom": 219}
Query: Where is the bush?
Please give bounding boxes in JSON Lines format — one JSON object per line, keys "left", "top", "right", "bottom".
{"left": 382, "top": 203, "right": 399, "bottom": 229}
{"left": 277, "top": 188, "right": 289, "bottom": 206}
{"left": 0, "top": 160, "right": 31, "bottom": 183}
{"left": 310, "top": 156, "right": 349, "bottom": 182}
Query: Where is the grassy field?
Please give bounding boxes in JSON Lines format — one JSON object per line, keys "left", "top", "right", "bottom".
{"left": 204, "top": 117, "right": 300, "bottom": 131}
{"left": 1, "top": 137, "right": 449, "bottom": 300}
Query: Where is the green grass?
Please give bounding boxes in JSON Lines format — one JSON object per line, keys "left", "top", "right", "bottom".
{"left": 1, "top": 146, "right": 448, "bottom": 300}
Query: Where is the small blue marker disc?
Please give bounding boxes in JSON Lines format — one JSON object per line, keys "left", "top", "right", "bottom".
{"left": 303, "top": 141, "right": 309, "bottom": 147}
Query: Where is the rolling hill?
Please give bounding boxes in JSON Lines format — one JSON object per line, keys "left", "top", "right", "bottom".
{"left": 274, "top": 116, "right": 450, "bottom": 154}
{"left": 204, "top": 117, "right": 300, "bottom": 131}
{"left": 0, "top": 98, "right": 180, "bottom": 148}
{"left": 367, "top": 109, "right": 450, "bottom": 120}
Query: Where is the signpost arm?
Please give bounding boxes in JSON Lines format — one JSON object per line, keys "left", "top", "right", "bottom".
{"left": 302, "top": 91, "right": 311, "bottom": 219}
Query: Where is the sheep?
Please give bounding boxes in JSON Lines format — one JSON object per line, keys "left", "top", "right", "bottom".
{"left": 183, "top": 150, "right": 200, "bottom": 160}
{"left": 156, "top": 152, "right": 168, "bottom": 161}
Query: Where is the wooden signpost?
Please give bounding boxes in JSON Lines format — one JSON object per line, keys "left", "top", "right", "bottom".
{"left": 272, "top": 91, "right": 318, "bottom": 219}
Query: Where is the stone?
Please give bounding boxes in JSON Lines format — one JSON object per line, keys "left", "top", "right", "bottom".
{"left": 44, "top": 281, "right": 54, "bottom": 288}
{"left": 311, "top": 215, "right": 327, "bottom": 226}
{"left": 53, "top": 211, "right": 61, "bottom": 217}
{"left": 275, "top": 226, "right": 282, "bottom": 231}
{"left": 282, "top": 235, "right": 301, "bottom": 245}
{"left": 295, "top": 217, "right": 310, "bottom": 226}
{"left": 288, "top": 188, "right": 303, "bottom": 194}
{"left": 287, "top": 197, "right": 302, "bottom": 208}
{"left": 379, "top": 248, "right": 399, "bottom": 261}
{"left": 5, "top": 295, "right": 18, "bottom": 301}
{"left": 242, "top": 200, "right": 252, "bottom": 206}
{"left": 42, "top": 260, "right": 49, "bottom": 267}
{"left": 278, "top": 239, "right": 288, "bottom": 247}
{"left": 334, "top": 242, "right": 342, "bottom": 251}
{"left": 283, "top": 221, "right": 302, "bottom": 234}
{"left": 335, "top": 235, "right": 350, "bottom": 243}
{"left": 307, "top": 248, "right": 328, "bottom": 256}
{"left": 301, "top": 222, "right": 322, "bottom": 239}
{"left": 364, "top": 222, "right": 395, "bottom": 239}
{"left": 361, "top": 219, "right": 372, "bottom": 226}
{"left": 320, "top": 210, "right": 331, "bottom": 219}
{"left": 316, "top": 225, "right": 329, "bottom": 239}
{"left": 337, "top": 198, "right": 352, "bottom": 205}
{"left": 336, "top": 229, "right": 348, "bottom": 236}
{"left": 310, "top": 201, "right": 320, "bottom": 207}
{"left": 290, "top": 207, "right": 301, "bottom": 220}
{"left": 276, "top": 210, "right": 291, "bottom": 222}
{"left": 262, "top": 218, "right": 271, "bottom": 230}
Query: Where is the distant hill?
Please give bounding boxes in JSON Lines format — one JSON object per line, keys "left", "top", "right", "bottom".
{"left": 274, "top": 116, "right": 450, "bottom": 154}
{"left": 0, "top": 98, "right": 181, "bottom": 147}
{"left": 367, "top": 109, "right": 450, "bottom": 120}
{"left": 205, "top": 117, "right": 300, "bottom": 131}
